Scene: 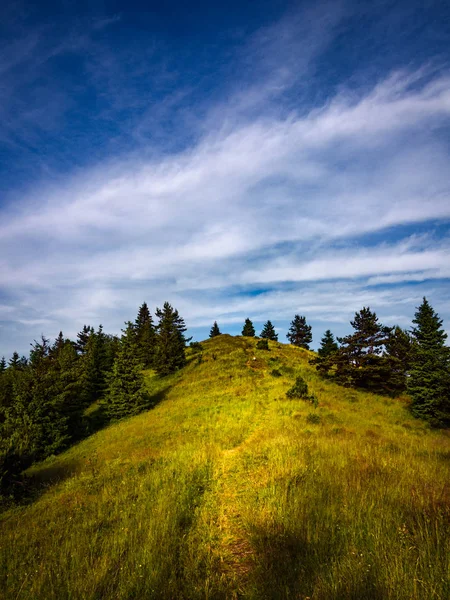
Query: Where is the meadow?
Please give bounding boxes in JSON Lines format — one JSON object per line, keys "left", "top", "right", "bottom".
{"left": 1, "top": 334, "right": 449, "bottom": 599}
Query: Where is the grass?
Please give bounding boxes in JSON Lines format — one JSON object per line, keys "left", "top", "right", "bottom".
{"left": 1, "top": 334, "right": 449, "bottom": 599}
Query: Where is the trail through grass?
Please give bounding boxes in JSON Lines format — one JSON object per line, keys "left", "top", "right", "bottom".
{"left": 1, "top": 335, "right": 449, "bottom": 599}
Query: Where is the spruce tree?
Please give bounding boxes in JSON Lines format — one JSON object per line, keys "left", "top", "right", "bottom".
{"left": 287, "top": 315, "right": 312, "bottom": 349}
{"left": 318, "top": 330, "right": 338, "bottom": 357}
{"left": 104, "top": 323, "right": 149, "bottom": 420}
{"left": 408, "top": 298, "right": 450, "bottom": 426}
{"left": 385, "top": 326, "right": 412, "bottom": 393}
{"left": 8, "top": 352, "right": 20, "bottom": 369}
{"left": 75, "top": 325, "right": 94, "bottom": 355}
{"left": 0, "top": 357, "right": 6, "bottom": 374}
{"left": 209, "top": 321, "right": 221, "bottom": 338}
{"left": 135, "top": 302, "right": 156, "bottom": 368}
{"left": 260, "top": 320, "right": 278, "bottom": 341}
{"left": 242, "top": 318, "right": 255, "bottom": 337}
{"left": 154, "top": 302, "right": 189, "bottom": 376}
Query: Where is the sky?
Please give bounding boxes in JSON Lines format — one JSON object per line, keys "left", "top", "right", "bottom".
{"left": 1, "top": 0, "right": 450, "bottom": 357}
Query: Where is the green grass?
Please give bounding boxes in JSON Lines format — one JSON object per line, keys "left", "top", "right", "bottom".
{"left": 1, "top": 334, "right": 449, "bottom": 599}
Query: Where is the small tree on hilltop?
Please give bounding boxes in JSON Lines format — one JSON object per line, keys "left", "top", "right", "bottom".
{"left": 318, "top": 330, "right": 338, "bottom": 357}
{"left": 408, "top": 298, "right": 450, "bottom": 426}
{"left": 260, "top": 320, "right": 278, "bottom": 341}
{"left": 135, "top": 302, "right": 156, "bottom": 368}
{"left": 209, "top": 321, "right": 221, "bottom": 338}
{"left": 385, "top": 326, "right": 413, "bottom": 393}
{"left": 287, "top": 315, "right": 312, "bottom": 349}
{"left": 155, "top": 302, "right": 189, "bottom": 376}
{"left": 242, "top": 318, "right": 255, "bottom": 337}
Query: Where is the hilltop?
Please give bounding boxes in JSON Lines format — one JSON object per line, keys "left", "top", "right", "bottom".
{"left": 1, "top": 335, "right": 449, "bottom": 599}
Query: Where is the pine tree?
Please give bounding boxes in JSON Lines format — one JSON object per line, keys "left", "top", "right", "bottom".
{"left": 135, "top": 302, "right": 156, "bottom": 368}
{"left": 318, "top": 330, "right": 338, "bottom": 357}
{"left": 209, "top": 321, "right": 221, "bottom": 338}
{"left": 313, "top": 308, "right": 395, "bottom": 394}
{"left": 104, "top": 323, "right": 149, "bottom": 420}
{"left": 385, "top": 326, "right": 412, "bottom": 393}
{"left": 260, "top": 320, "right": 278, "bottom": 341}
{"left": 242, "top": 318, "right": 255, "bottom": 337}
{"left": 408, "top": 298, "right": 450, "bottom": 426}
{"left": 287, "top": 315, "right": 312, "bottom": 349}
{"left": 8, "top": 352, "right": 20, "bottom": 369}
{"left": 75, "top": 325, "right": 94, "bottom": 355}
{"left": 0, "top": 357, "right": 6, "bottom": 374}
{"left": 154, "top": 303, "right": 189, "bottom": 376}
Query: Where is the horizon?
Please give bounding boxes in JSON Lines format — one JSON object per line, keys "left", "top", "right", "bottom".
{"left": 1, "top": 0, "right": 450, "bottom": 358}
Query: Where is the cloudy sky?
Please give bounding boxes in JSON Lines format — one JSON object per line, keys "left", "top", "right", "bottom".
{"left": 1, "top": 0, "right": 450, "bottom": 357}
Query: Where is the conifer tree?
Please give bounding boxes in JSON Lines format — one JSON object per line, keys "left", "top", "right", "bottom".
{"left": 154, "top": 303, "right": 189, "bottom": 376}
{"left": 287, "top": 315, "right": 312, "bottom": 349}
{"left": 8, "top": 352, "right": 20, "bottom": 369}
{"left": 260, "top": 320, "right": 278, "bottom": 341}
{"left": 318, "top": 330, "right": 338, "bottom": 357}
{"left": 385, "top": 326, "right": 412, "bottom": 393}
{"left": 135, "top": 302, "right": 156, "bottom": 368}
{"left": 313, "top": 307, "right": 395, "bottom": 394}
{"left": 209, "top": 321, "right": 221, "bottom": 338}
{"left": 0, "top": 357, "right": 6, "bottom": 374}
{"left": 242, "top": 318, "right": 255, "bottom": 337}
{"left": 75, "top": 325, "right": 94, "bottom": 355}
{"left": 408, "top": 298, "right": 450, "bottom": 426}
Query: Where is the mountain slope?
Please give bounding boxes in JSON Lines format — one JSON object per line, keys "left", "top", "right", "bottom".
{"left": 1, "top": 335, "right": 449, "bottom": 599}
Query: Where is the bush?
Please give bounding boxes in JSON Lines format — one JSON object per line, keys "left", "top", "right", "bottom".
{"left": 286, "top": 376, "right": 309, "bottom": 399}
{"left": 306, "top": 413, "right": 321, "bottom": 424}
{"left": 189, "top": 341, "right": 203, "bottom": 353}
{"left": 256, "top": 339, "right": 269, "bottom": 350}
{"left": 270, "top": 369, "right": 282, "bottom": 377}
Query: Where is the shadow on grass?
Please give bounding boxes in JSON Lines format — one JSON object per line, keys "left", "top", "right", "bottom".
{"left": 5, "top": 375, "right": 175, "bottom": 509}
{"left": 247, "top": 522, "right": 386, "bottom": 600}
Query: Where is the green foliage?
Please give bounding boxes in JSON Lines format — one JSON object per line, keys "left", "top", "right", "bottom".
{"left": 189, "top": 341, "right": 203, "bottom": 353}
{"left": 154, "top": 302, "right": 189, "bottom": 376}
{"left": 209, "top": 321, "right": 221, "bottom": 337}
{"left": 408, "top": 298, "right": 450, "bottom": 426}
{"left": 0, "top": 357, "right": 6, "bottom": 374}
{"left": 242, "top": 318, "right": 255, "bottom": 337}
{"left": 287, "top": 315, "right": 312, "bottom": 349}
{"left": 318, "top": 329, "right": 338, "bottom": 357}
{"left": 134, "top": 302, "right": 156, "bottom": 368}
{"left": 306, "top": 412, "right": 321, "bottom": 424}
{"left": 260, "top": 320, "right": 278, "bottom": 341}
{"left": 384, "top": 326, "right": 413, "bottom": 393}
{"left": 75, "top": 325, "right": 94, "bottom": 355}
{"left": 104, "top": 323, "right": 150, "bottom": 420}
{"left": 286, "top": 375, "right": 309, "bottom": 399}
{"left": 270, "top": 368, "right": 282, "bottom": 377}
{"left": 256, "top": 339, "right": 269, "bottom": 350}
{"left": 313, "top": 307, "right": 400, "bottom": 395}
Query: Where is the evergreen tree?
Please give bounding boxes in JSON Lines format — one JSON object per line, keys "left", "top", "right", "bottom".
{"left": 318, "top": 330, "right": 339, "bottom": 357}
{"left": 209, "top": 321, "right": 221, "bottom": 338}
{"left": 287, "top": 315, "right": 312, "bottom": 349}
{"left": 408, "top": 298, "right": 450, "bottom": 426}
{"left": 104, "top": 323, "right": 149, "bottom": 420}
{"left": 385, "top": 326, "right": 413, "bottom": 393}
{"left": 242, "top": 318, "right": 255, "bottom": 337}
{"left": 8, "top": 352, "right": 20, "bottom": 369}
{"left": 0, "top": 357, "right": 6, "bottom": 374}
{"left": 135, "top": 302, "right": 156, "bottom": 368}
{"left": 260, "top": 320, "right": 278, "bottom": 341}
{"left": 313, "top": 308, "right": 396, "bottom": 394}
{"left": 75, "top": 325, "right": 94, "bottom": 355}
{"left": 154, "top": 302, "right": 189, "bottom": 376}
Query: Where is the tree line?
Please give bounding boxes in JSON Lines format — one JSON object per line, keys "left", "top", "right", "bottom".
{"left": 0, "top": 302, "right": 188, "bottom": 496}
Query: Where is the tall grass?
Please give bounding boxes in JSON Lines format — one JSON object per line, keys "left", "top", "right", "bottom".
{"left": 1, "top": 335, "right": 449, "bottom": 599}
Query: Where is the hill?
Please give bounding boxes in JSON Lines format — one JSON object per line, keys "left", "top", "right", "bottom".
{"left": 1, "top": 335, "right": 449, "bottom": 599}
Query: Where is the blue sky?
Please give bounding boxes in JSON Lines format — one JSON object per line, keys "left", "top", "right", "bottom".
{"left": 1, "top": 0, "right": 450, "bottom": 357}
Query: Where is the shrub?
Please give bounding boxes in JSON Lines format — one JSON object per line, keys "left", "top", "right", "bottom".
{"left": 286, "top": 376, "right": 309, "bottom": 399}
{"left": 306, "top": 413, "right": 321, "bottom": 424}
{"left": 189, "top": 341, "right": 203, "bottom": 353}
{"left": 270, "top": 369, "right": 282, "bottom": 377}
{"left": 256, "top": 339, "right": 269, "bottom": 350}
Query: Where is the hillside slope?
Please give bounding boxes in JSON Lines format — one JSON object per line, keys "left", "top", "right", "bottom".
{"left": 1, "top": 335, "right": 449, "bottom": 599}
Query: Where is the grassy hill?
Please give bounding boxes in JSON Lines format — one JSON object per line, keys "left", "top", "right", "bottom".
{"left": 1, "top": 335, "right": 449, "bottom": 599}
